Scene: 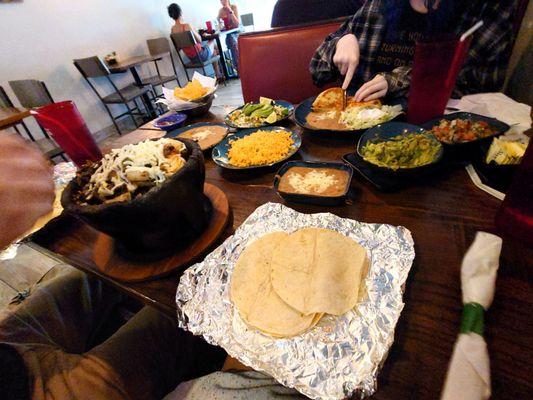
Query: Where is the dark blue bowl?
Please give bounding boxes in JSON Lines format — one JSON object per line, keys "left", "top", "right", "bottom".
{"left": 212, "top": 126, "right": 301, "bottom": 170}
{"left": 224, "top": 100, "right": 294, "bottom": 129}
{"left": 357, "top": 122, "right": 443, "bottom": 175}
{"left": 274, "top": 161, "right": 353, "bottom": 206}
{"left": 294, "top": 95, "right": 405, "bottom": 134}
{"left": 153, "top": 113, "right": 187, "bottom": 131}
{"left": 421, "top": 112, "right": 510, "bottom": 147}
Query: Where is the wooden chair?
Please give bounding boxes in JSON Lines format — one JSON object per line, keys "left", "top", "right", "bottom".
{"left": 73, "top": 56, "right": 156, "bottom": 135}
{"left": 1, "top": 84, "right": 66, "bottom": 162}
{"left": 144, "top": 37, "right": 181, "bottom": 93}
{"left": 170, "top": 31, "right": 221, "bottom": 81}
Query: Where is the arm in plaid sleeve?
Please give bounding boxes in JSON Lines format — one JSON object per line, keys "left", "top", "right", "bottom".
{"left": 380, "top": 66, "right": 412, "bottom": 98}
{"left": 309, "top": 1, "right": 383, "bottom": 87}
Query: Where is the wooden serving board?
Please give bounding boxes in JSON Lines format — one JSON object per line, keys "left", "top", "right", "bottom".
{"left": 92, "top": 183, "right": 229, "bottom": 282}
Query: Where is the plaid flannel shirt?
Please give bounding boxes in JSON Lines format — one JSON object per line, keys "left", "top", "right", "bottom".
{"left": 309, "top": 0, "right": 516, "bottom": 98}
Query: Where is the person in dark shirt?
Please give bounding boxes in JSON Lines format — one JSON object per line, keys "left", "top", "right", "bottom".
{"left": 310, "top": 0, "right": 516, "bottom": 101}
{"left": 0, "top": 134, "right": 225, "bottom": 400}
{"left": 271, "top": 0, "right": 365, "bottom": 28}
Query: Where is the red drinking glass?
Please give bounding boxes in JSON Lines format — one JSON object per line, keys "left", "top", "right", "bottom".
{"left": 31, "top": 101, "right": 102, "bottom": 168}
{"left": 222, "top": 17, "right": 231, "bottom": 30}
{"left": 206, "top": 20, "right": 213, "bottom": 32}
{"left": 407, "top": 37, "right": 471, "bottom": 124}
{"left": 495, "top": 142, "right": 533, "bottom": 246}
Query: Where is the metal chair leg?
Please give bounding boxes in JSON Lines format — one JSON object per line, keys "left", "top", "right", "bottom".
{"left": 20, "top": 121, "right": 36, "bottom": 141}
{"left": 126, "top": 102, "right": 140, "bottom": 128}
{"left": 104, "top": 104, "right": 123, "bottom": 135}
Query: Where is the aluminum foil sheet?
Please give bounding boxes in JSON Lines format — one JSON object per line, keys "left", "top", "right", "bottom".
{"left": 176, "top": 203, "right": 415, "bottom": 399}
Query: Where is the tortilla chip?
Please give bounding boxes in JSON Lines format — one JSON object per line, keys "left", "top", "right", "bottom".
{"left": 312, "top": 87, "right": 345, "bottom": 111}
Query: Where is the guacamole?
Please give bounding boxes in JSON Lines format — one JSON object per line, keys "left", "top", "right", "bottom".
{"left": 361, "top": 132, "right": 442, "bottom": 170}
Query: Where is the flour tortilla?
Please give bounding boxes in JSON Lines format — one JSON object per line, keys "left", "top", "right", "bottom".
{"left": 230, "top": 232, "right": 320, "bottom": 337}
{"left": 270, "top": 228, "right": 368, "bottom": 316}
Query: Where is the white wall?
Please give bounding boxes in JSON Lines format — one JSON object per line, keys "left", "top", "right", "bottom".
{"left": 0, "top": 0, "right": 275, "bottom": 136}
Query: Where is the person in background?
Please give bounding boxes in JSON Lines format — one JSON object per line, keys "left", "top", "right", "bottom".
{"left": 310, "top": 0, "right": 516, "bottom": 101}
{"left": 168, "top": 3, "right": 222, "bottom": 79}
{"left": 0, "top": 134, "right": 226, "bottom": 400}
{"left": 271, "top": 0, "right": 365, "bottom": 28}
{"left": 218, "top": 0, "right": 241, "bottom": 73}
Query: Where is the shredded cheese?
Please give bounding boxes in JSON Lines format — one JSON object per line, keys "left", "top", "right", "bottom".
{"left": 287, "top": 170, "right": 339, "bottom": 194}
{"left": 228, "top": 130, "right": 294, "bottom": 167}
{"left": 84, "top": 139, "right": 186, "bottom": 202}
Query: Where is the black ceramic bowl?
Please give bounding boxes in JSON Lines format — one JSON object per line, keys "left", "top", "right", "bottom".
{"left": 61, "top": 138, "right": 211, "bottom": 258}
{"left": 180, "top": 94, "right": 215, "bottom": 118}
{"left": 357, "top": 122, "right": 444, "bottom": 178}
{"left": 274, "top": 161, "right": 353, "bottom": 206}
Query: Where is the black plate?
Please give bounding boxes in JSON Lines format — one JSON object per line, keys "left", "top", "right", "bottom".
{"left": 224, "top": 100, "right": 294, "bottom": 129}
{"left": 356, "top": 122, "right": 444, "bottom": 178}
{"left": 274, "top": 161, "right": 353, "bottom": 206}
{"left": 294, "top": 95, "right": 406, "bottom": 134}
{"left": 342, "top": 151, "right": 462, "bottom": 191}
{"left": 422, "top": 112, "right": 510, "bottom": 147}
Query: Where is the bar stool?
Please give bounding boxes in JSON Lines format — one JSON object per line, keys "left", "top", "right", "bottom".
{"left": 73, "top": 56, "right": 157, "bottom": 135}
{"left": 143, "top": 37, "right": 181, "bottom": 95}
{"left": 6, "top": 81, "right": 67, "bottom": 162}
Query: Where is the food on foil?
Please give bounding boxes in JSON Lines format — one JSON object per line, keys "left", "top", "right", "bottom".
{"left": 227, "top": 97, "right": 290, "bottom": 128}
{"left": 227, "top": 129, "right": 295, "bottom": 167}
{"left": 178, "top": 125, "right": 227, "bottom": 150}
{"left": 361, "top": 132, "right": 442, "bottom": 170}
{"left": 271, "top": 228, "right": 368, "bottom": 316}
{"left": 176, "top": 203, "right": 416, "bottom": 400}
{"left": 485, "top": 137, "right": 527, "bottom": 165}
{"left": 307, "top": 89, "right": 402, "bottom": 130}
{"left": 230, "top": 232, "right": 322, "bottom": 338}
{"left": 429, "top": 118, "right": 497, "bottom": 144}
{"left": 75, "top": 139, "right": 186, "bottom": 205}
{"left": 277, "top": 166, "right": 350, "bottom": 197}
{"left": 173, "top": 79, "right": 208, "bottom": 101}
{"left": 231, "top": 228, "right": 368, "bottom": 337}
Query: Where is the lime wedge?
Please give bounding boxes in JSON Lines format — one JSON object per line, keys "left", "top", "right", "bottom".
{"left": 265, "top": 111, "right": 278, "bottom": 124}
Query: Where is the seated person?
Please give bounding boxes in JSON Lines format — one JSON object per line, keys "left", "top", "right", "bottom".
{"left": 271, "top": 0, "right": 365, "bottom": 28}
{"left": 0, "top": 134, "right": 226, "bottom": 400}
{"left": 218, "top": 0, "right": 241, "bottom": 72}
{"left": 168, "top": 3, "right": 222, "bottom": 79}
{"left": 310, "top": 0, "right": 516, "bottom": 101}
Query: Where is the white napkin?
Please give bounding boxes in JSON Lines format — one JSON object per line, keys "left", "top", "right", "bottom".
{"left": 447, "top": 92, "right": 532, "bottom": 135}
{"left": 157, "top": 72, "right": 217, "bottom": 111}
{"left": 441, "top": 232, "right": 502, "bottom": 400}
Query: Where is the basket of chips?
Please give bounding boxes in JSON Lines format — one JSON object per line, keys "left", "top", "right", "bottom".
{"left": 158, "top": 72, "right": 217, "bottom": 117}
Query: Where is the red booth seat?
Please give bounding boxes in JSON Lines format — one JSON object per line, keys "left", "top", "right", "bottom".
{"left": 238, "top": 19, "right": 343, "bottom": 104}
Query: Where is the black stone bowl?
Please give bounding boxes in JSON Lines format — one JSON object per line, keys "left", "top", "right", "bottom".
{"left": 61, "top": 138, "right": 211, "bottom": 259}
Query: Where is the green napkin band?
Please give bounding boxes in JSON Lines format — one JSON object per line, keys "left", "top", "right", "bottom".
{"left": 460, "top": 302, "right": 485, "bottom": 336}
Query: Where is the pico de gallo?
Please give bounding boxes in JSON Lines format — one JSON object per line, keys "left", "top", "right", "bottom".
{"left": 429, "top": 119, "right": 496, "bottom": 144}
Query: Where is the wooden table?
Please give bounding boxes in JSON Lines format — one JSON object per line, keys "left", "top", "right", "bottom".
{"left": 201, "top": 28, "right": 241, "bottom": 79}
{"left": 28, "top": 107, "right": 533, "bottom": 399}
{"left": 107, "top": 53, "right": 169, "bottom": 118}
{"left": 0, "top": 107, "right": 30, "bottom": 129}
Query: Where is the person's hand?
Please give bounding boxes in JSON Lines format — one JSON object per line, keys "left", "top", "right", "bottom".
{"left": 354, "top": 74, "right": 388, "bottom": 102}
{"left": 0, "top": 134, "right": 54, "bottom": 248}
{"left": 223, "top": 6, "right": 233, "bottom": 13}
{"left": 333, "top": 34, "right": 360, "bottom": 90}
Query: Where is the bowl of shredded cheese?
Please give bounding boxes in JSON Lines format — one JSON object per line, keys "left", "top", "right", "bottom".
{"left": 211, "top": 126, "right": 301, "bottom": 170}
{"left": 62, "top": 138, "right": 211, "bottom": 257}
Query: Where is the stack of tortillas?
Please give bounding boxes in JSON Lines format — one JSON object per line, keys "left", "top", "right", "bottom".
{"left": 230, "top": 228, "right": 369, "bottom": 338}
